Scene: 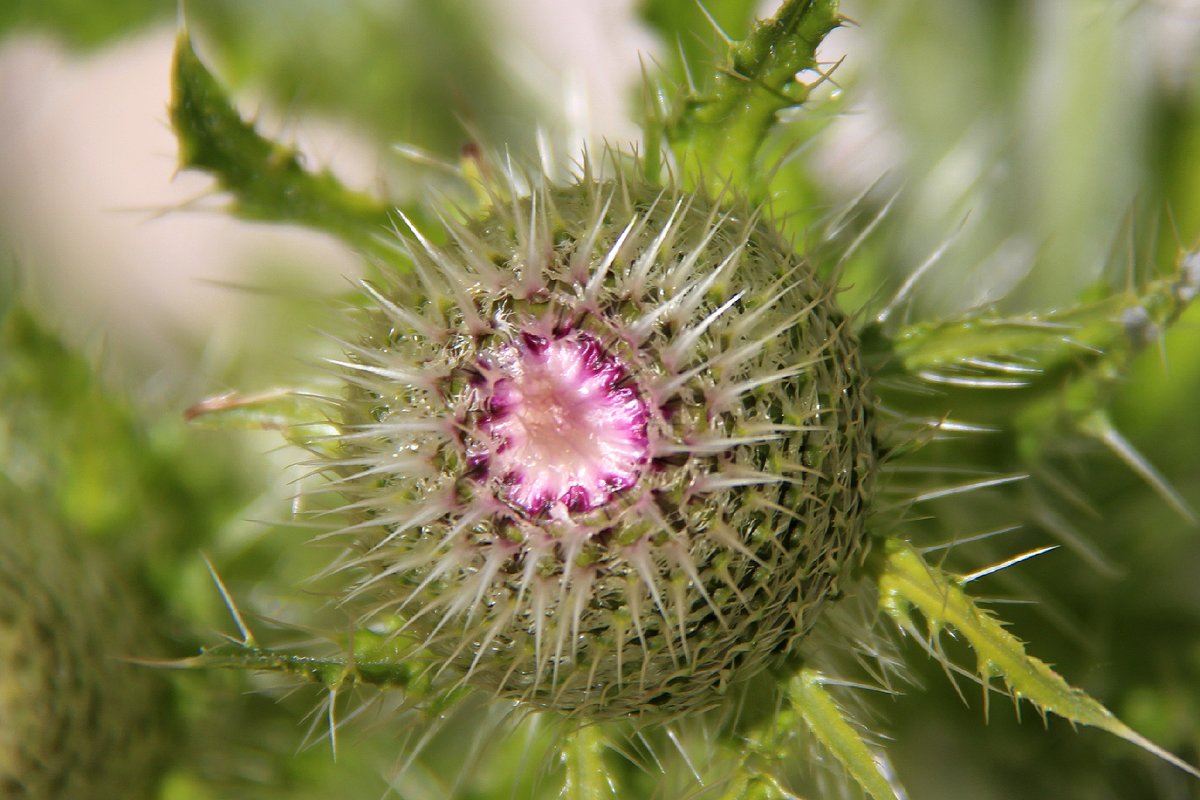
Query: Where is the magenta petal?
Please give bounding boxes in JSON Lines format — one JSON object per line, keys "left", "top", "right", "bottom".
{"left": 476, "top": 330, "right": 650, "bottom": 515}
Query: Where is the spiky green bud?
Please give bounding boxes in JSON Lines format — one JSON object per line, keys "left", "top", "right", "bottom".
{"left": 320, "top": 161, "right": 877, "bottom": 719}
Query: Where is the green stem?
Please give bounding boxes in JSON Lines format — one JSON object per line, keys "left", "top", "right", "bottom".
{"left": 663, "top": 0, "right": 840, "bottom": 197}
{"left": 561, "top": 725, "right": 615, "bottom": 800}
{"left": 184, "top": 639, "right": 419, "bottom": 692}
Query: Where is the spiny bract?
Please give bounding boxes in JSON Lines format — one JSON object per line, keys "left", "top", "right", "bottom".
{"left": 320, "top": 163, "right": 876, "bottom": 719}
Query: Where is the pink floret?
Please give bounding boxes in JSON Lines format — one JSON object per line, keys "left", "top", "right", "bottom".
{"left": 479, "top": 331, "right": 649, "bottom": 515}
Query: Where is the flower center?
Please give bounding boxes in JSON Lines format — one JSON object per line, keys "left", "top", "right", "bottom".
{"left": 478, "top": 330, "right": 649, "bottom": 515}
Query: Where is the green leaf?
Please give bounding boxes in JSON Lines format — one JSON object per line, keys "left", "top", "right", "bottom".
{"left": 877, "top": 538, "right": 1200, "bottom": 780}
{"left": 866, "top": 247, "right": 1200, "bottom": 516}
{"left": 170, "top": 30, "right": 408, "bottom": 256}
{"left": 659, "top": 0, "right": 840, "bottom": 196}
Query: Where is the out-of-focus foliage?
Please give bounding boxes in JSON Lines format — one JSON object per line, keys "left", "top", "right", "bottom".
{"left": 0, "top": 290, "right": 246, "bottom": 587}
{"left": 181, "top": 1, "right": 543, "bottom": 156}
{"left": 0, "top": 0, "right": 171, "bottom": 49}
{"left": 834, "top": 0, "right": 1200, "bottom": 312}
{"left": 0, "top": 480, "right": 170, "bottom": 800}
{"left": 0, "top": 275, "right": 430, "bottom": 799}
{"left": 2, "top": 0, "right": 544, "bottom": 158}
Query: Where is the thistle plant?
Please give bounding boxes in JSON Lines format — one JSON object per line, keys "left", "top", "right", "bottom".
{"left": 167, "top": 1, "right": 1200, "bottom": 797}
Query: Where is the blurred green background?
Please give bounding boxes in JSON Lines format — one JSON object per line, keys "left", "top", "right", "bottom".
{"left": 2, "top": 1, "right": 1199, "bottom": 798}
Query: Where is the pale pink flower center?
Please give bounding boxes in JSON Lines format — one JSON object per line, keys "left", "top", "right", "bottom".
{"left": 479, "top": 331, "right": 649, "bottom": 515}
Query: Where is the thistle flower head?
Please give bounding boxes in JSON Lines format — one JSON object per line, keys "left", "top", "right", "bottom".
{"left": 323, "top": 160, "right": 877, "bottom": 719}
{"left": 469, "top": 327, "right": 650, "bottom": 515}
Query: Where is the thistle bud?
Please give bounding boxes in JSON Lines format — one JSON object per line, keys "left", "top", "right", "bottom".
{"left": 322, "top": 164, "right": 877, "bottom": 719}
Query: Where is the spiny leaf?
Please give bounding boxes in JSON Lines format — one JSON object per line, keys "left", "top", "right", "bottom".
{"left": 866, "top": 246, "right": 1200, "bottom": 517}
{"left": 876, "top": 246, "right": 1198, "bottom": 381}
{"left": 878, "top": 538, "right": 1200, "bottom": 779}
{"left": 660, "top": 0, "right": 841, "bottom": 196}
{"left": 170, "top": 30, "right": 408, "bottom": 255}
{"left": 789, "top": 669, "right": 899, "bottom": 800}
